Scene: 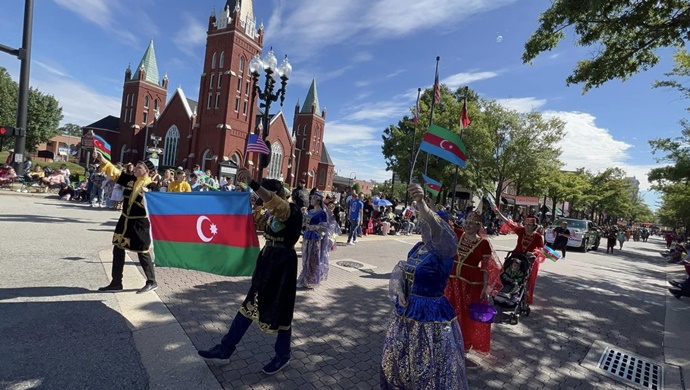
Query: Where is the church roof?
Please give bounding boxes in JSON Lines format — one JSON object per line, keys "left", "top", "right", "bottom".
{"left": 300, "top": 78, "right": 320, "bottom": 114}
{"left": 186, "top": 98, "right": 198, "bottom": 115}
{"left": 132, "top": 40, "right": 160, "bottom": 85}
{"left": 85, "top": 115, "right": 120, "bottom": 131}
{"left": 320, "top": 143, "right": 333, "bottom": 165}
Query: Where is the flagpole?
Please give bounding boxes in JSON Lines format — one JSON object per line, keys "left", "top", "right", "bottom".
{"left": 405, "top": 87, "right": 422, "bottom": 208}
{"left": 424, "top": 56, "right": 440, "bottom": 175}
{"left": 450, "top": 87, "right": 469, "bottom": 214}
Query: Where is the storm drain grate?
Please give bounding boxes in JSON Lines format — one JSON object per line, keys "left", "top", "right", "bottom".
{"left": 596, "top": 347, "right": 663, "bottom": 390}
{"left": 336, "top": 260, "right": 365, "bottom": 269}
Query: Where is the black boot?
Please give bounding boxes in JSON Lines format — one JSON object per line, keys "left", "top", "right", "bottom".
{"left": 137, "top": 281, "right": 158, "bottom": 294}
{"left": 98, "top": 282, "right": 123, "bottom": 292}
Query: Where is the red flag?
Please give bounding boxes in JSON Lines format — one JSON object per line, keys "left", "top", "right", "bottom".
{"left": 461, "top": 99, "right": 471, "bottom": 128}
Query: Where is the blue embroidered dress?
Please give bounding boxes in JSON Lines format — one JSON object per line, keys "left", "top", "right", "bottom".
{"left": 380, "top": 215, "right": 469, "bottom": 390}
{"left": 297, "top": 208, "right": 331, "bottom": 288}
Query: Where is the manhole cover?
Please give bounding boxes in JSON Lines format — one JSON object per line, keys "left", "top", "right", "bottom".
{"left": 597, "top": 346, "right": 664, "bottom": 390}
{"left": 336, "top": 260, "right": 364, "bottom": 269}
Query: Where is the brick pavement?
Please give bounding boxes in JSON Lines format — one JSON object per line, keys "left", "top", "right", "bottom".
{"left": 154, "top": 231, "right": 671, "bottom": 390}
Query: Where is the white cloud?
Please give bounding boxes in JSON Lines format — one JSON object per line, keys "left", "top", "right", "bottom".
{"left": 265, "top": 0, "right": 517, "bottom": 60}
{"left": 495, "top": 97, "right": 547, "bottom": 112}
{"left": 34, "top": 77, "right": 122, "bottom": 126}
{"left": 324, "top": 121, "right": 381, "bottom": 146}
{"left": 544, "top": 110, "right": 653, "bottom": 192}
{"left": 173, "top": 13, "right": 208, "bottom": 56}
{"left": 345, "top": 101, "right": 410, "bottom": 122}
{"left": 442, "top": 71, "right": 501, "bottom": 90}
{"left": 52, "top": 0, "right": 152, "bottom": 45}
{"left": 33, "top": 60, "right": 71, "bottom": 79}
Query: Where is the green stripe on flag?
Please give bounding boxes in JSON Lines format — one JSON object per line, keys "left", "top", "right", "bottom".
{"left": 153, "top": 241, "right": 259, "bottom": 276}
{"left": 428, "top": 124, "right": 466, "bottom": 154}
{"left": 424, "top": 183, "right": 439, "bottom": 197}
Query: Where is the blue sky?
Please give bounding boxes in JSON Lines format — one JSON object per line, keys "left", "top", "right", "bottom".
{"left": 0, "top": 0, "right": 686, "bottom": 209}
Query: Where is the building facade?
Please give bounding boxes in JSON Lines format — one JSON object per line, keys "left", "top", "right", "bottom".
{"left": 83, "top": 0, "right": 334, "bottom": 189}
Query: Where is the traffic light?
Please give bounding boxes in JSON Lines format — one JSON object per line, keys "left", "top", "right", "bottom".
{"left": 0, "top": 126, "right": 24, "bottom": 137}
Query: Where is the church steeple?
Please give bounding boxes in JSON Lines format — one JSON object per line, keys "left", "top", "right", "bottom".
{"left": 301, "top": 79, "right": 320, "bottom": 114}
{"left": 131, "top": 40, "right": 160, "bottom": 85}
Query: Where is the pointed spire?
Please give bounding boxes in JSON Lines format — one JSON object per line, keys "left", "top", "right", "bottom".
{"left": 226, "top": 0, "right": 253, "bottom": 22}
{"left": 300, "top": 79, "right": 320, "bottom": 114}
{"left": 131, "top": 40, "right": 160, "bottom": 85}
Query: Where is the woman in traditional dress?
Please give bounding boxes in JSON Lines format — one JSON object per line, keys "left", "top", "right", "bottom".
{"left": 444, "top": 211, "right": 503, "bottom": 357}
{"left": 496, "top": 215, "right": 545, "bottom": 304}
{"left": 381, "top": 184, "right": 469, "bottom": 389}
{"left": 297, "top": 192, "right": 336, "bottom": 288}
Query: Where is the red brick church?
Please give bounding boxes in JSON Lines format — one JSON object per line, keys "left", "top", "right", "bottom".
{"left": 84, "top": 0, "right": 334, "bottom": 191}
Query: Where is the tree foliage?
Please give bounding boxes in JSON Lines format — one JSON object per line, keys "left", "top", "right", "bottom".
{"left": 381, "top": 86, "right": 565, "bottom": 206}
{"left": 653, "top": 50, "right": 690, "bottom": 110}
{"left": 0, "top": 67, "right": 64, "bottom": 152}
{"left": 60, "top": 123, "right": 83, "bottom": 137}
{"left": 523, "top": 0, "right": 690, "bottom": 92}
{"left": 648, "top": 119, "right": 690, "bottom": 186}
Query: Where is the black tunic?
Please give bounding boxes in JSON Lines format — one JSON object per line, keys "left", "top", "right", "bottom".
{"left": 238, "top": 194, "right": 302, "bottom": 333}
{"left": 102, "top": 162, "right": 152, "bottom": 253}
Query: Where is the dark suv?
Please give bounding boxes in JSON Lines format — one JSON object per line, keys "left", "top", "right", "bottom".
{"left": 545, "top": 218, "right": 601, "bottom": 252}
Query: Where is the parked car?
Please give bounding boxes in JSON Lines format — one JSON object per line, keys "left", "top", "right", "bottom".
{"left": 544, "top": 218, "right": 601, "bottom": 252}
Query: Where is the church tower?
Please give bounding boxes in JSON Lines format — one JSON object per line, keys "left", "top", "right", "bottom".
{"left": 117, "top": 40, "right": 168, "bottom": 163}
{"left": 191, "top": 0, "right": 264, "bottom": 172}
{"left": 293, "top": 79, "right": 331, "bottom": 190}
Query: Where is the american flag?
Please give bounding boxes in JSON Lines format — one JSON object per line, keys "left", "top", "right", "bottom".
{"left": 246, "top": 134, "right": 270, "bottom": 155}
{"left": 433, "top": 70, "right": 441, "bottom": 105}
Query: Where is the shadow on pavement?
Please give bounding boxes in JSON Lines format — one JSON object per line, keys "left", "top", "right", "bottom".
{"left": 0, "top": 286, "right": 96, "bottom": 300}
{"left": 0, "top": 301, "right": 148, "bottom": 390}
{"left": 0, "top": 214, "right": 91, "bottom": 224}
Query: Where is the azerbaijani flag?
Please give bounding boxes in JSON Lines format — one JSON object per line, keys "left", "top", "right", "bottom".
{"left": 93, "top": 135, "right": 111, "bottom": 160}
{"left": 539, "top": 246, "right": 562, "bottom": 262}
{"left": 419, "top": 124, "right": 467, "bottom": 167}
{"left": 486, "top": 194, "right": 498, "bottom": 211}
{"left": 422, "top": 174, "right": 441, "bottom": 197}
{"left": 145, "top": 191, "right": 260, "bottom": 276}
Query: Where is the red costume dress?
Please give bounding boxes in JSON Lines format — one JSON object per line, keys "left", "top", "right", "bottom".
{"left": 503, "top": 221, "right": 544, "bottom": 304}
{"left": 444, "top": 227, "right": 495, "bottom": 353}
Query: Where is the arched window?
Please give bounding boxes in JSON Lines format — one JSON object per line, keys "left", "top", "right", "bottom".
{"left": 211, "top": 52, "right": 217, "bottom": 69}
{"left": 267, "top": 142, "right": 283, "bottom": 180}
{"left": 201, "top": 149, "right": 213, "bottom": 171}
{"left": 319, "top": 170, "right": 326, "bottom": 187}
{"left": 239, "top": 56, "right": 245, "bottom": 73}
{"left": 219, "top": 51, "right": 225, "bottom": 68}
{"left": 162, "top": 126, "right": 180, "bottom": 167}
{"left": 120, "top": 144, "right": 128, "bottom": 163}
{"left": 144, "top": 96, "right": 149, "bottom": 108}
{"left": 154, "top": 99, "right": 159, "bottom": 111}
{"left": 231, "top": 153, "right": 240, "bottom": 166}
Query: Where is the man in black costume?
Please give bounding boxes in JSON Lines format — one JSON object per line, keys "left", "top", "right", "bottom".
{"left": 198, "top": 167, "right": 302, "bottom": 375}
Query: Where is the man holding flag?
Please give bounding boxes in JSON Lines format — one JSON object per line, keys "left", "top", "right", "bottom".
{"left": 198, "top": 167, "right": 303, "bottom": 375}
{"left": 94, "top": 151, "right": 159, "bottom": 294}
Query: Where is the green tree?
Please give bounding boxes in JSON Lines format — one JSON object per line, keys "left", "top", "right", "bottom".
{"left": 656, "top": 182, "right": 690, "bottom": 231}
{"left": 648, "top": 120, "right": 690, "bottom": 185}
{"left": 653, "top": 50, "right": 690, "bottom": 109}
{"left": 0, "top": 67, "right": 63, "bottom": 152}
{"left": 523, "top": 1, "right": 690, "bottom": 92}
{"left": 60, "top": 123, "right": 83, "bottom": 137}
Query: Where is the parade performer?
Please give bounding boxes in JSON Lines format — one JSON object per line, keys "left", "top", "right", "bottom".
{"left": 444, "top": 211, "right": 503, "bottom": 356}
{"left": 381, "top": 184, "right": 470, "bottom": 389}
{"left": 297, "top": 192, "right": 339, "bottom": 288}
{"left": 198, "top": 167, "right": 302, "bottom": 375}
{"left": 94, "top": 151, "right": 158, "bottom": 293}
{"left": 496, "top": 215, "right": 545, "bottom": 304}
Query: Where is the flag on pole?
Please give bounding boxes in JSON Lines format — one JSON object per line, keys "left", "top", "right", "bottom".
{"left": 246, "top": 133, "right": 270, "bottom": 155}
{"left": 485, "top": 194, "right": 498, "bottom": 211}
{"left": 419, "top": 124, "right": 467, "bottom": 167}
{"left": 433, "top": 70, "right": 441, "bottom": 105}
{"left": 539, "top": 246, "right": 562, "bottom": 262}
{"left": 414, "top": 90, "right": 420, "bottom": 125}
{"left": 93, "top": 135, "right": 111, "bottom": 160}
{"left": 421, "top": 174, "right": 442, "bottom": 197}
{"left": 461, "top": 98, "right": 471, "bottom": 129}
{"left": 145, "top": 191, "right": 260, "bottom": 276}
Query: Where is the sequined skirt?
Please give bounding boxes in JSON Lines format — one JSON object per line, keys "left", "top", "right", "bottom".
{"left": 380, "top": 311, "right": 470, "bottom": 389}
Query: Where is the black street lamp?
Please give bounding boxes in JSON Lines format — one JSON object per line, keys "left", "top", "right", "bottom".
{"left": 249, "top": 48, "right": 292, "bottom": 181}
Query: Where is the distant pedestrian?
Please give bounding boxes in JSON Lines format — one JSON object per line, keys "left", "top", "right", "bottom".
{"left": 552, "top": 221, "right": 570, "bottom": 258}
{"left": 94, "top": 151, "right": 158, "bottom": 294}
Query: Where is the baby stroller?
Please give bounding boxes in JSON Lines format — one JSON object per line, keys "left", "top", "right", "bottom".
{"left": 493, "top": 251, "right": 536, "bottom": 325}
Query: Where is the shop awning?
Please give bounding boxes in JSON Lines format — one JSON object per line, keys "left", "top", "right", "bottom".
{"left": 501, "top": 196, "right": 515, "bottom": 205}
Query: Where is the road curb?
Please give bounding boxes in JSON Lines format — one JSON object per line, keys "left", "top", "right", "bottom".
{"left": 98, "top": 249, "right": 222, "bottom": 390}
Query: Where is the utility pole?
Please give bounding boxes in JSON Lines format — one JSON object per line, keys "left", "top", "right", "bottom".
{"left": 0, "top": 0, "right": 34, "bottom": 176}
